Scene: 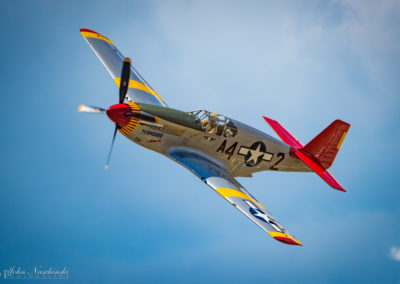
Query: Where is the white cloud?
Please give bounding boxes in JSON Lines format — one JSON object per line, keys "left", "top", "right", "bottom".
{"left": 150, "top": 0, "right": 400, "bottom": 125}
{"left": 390, "top": 246, "right": 400, "bottom": 261}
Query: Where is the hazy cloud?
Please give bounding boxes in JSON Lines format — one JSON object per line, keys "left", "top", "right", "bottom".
{"left": 390, "top": 246, "right": 400, "bottom": 261}
{"left": 151, "top": 0, "right": 400, "bottom": 128}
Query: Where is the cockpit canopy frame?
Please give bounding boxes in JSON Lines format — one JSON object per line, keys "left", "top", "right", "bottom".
{"left": 189, "top": 110, "right": 238, "bottom": 138}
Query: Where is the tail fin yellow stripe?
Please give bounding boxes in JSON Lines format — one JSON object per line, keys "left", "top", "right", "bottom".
{"left": 337, "top": 131, "right": 347, "bottom": 149}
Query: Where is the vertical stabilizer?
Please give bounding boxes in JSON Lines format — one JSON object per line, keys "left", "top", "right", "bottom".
{"left": 301, "top": 120, "right": 350, "bottom": 169}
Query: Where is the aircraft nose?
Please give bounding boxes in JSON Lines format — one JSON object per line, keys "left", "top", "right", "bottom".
{"left": 106, "top": 103, "right": 131, "bottom": 126}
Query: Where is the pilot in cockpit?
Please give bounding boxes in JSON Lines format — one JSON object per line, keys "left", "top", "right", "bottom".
{"left": 207, "top": 113, "right": 218, "bottom": 134}
{"left": 201, "top": 112, "right": 218, "bottom": 134}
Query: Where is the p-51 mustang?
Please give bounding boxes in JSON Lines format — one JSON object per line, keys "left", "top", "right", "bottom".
{"left": 79, "top": 29, "right": 350, "bottom": 246}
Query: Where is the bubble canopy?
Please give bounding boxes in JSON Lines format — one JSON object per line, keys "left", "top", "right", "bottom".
{"left": 188, "top": 110, "right": 238, "bottom": 137}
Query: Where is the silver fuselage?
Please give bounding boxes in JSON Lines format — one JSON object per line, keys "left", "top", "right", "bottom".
{"left": 122, "top": 106, "right": 310, "bottom": 177}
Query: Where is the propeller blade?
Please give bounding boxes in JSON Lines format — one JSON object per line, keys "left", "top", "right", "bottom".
{"left": 119, "top": 57, "right": 131, "bottom": 104}
{"left": 78, "top": 104, "right": 106, "bottom": 113}
{"left": 104, "top": 125, "right": 118, "bottom": 169}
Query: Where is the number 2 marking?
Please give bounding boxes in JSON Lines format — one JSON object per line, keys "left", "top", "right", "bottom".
{"left": 270, "top": 152, "right": 284, "bottom": 170}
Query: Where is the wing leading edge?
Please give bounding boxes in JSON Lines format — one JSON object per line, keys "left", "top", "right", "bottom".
{"left": 168, "top": 148, "right": 302, "bottom": 246}
{"left": 80, "top": 28, "right": 167, "bottom": 107}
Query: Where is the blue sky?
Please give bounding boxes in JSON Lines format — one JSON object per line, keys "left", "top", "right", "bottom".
{"left": 0, "top": 0, "right": 399, "bottom": 283}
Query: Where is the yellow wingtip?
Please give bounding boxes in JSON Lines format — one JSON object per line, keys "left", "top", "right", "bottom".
{"left": 268, "top": 232, "right": 303, "bottom": 246}
{"left": 79, "top": 28, "right": 114, "bottom": 46}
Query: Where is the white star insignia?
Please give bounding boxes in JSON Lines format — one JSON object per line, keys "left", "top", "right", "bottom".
{"left": 238, "top": 142, "right": 273, "bottom": 165}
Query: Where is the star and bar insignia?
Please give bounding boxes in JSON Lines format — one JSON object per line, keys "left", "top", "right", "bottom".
{"left": 238, "top": 141, "right": 274, "bottom": 167}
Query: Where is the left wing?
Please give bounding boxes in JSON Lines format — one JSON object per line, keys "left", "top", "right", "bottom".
{"left": 168, "top": 148, "right": 302, "bottom": 246}
{"left": 80, "top": 28, "right": 167, "bottom": 107}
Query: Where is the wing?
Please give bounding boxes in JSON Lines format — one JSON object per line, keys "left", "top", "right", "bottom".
{"left": 168, "top": 148, "right": 302, "bottom": 246}
{"left": 80, "top": 28, "right": 167, "bottom": 107}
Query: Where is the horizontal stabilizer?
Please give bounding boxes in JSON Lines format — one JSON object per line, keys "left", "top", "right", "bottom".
{"left": 295, "top": 151, "right": 345, "bottom": 191}
{"left": 263, "top": 117, "right": 303, "bottom": 148}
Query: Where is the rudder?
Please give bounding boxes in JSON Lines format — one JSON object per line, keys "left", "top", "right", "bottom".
{"left": 302, "top": 120, "right": 350, "bottom": 169}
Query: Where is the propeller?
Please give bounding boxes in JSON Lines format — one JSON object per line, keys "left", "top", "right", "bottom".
{"left": 119, "top": 58, "right": 131, "bottom": 103}
{"left": 78, "top": 104, "right": 106, "bottom": 113}
{"left": 104, "top": 126, "right": 118, "bottom": 169}
{"left": 104, "top": 57, "right": 131, "bottom": 169}
{"left": 79, "top": 57, "right": 131, "bottom": 169}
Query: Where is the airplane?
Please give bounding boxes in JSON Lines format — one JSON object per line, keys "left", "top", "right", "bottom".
{"left": 78, "top": 28, "right": 350, "bottom": 246}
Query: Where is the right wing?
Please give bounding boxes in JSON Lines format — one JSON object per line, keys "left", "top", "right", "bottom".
{"left": 80, "top": 28, "right": 167, "bottom": 107}
{"left": 168, "top": 148, "right": 302, "bottom": 246}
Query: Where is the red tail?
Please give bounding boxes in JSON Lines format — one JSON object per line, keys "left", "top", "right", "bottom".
{"left": 263, "top": 117, "right": 350, "bottom": 192}
{"left": 302, "top": 120, "right": 350, "bottom": 169}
